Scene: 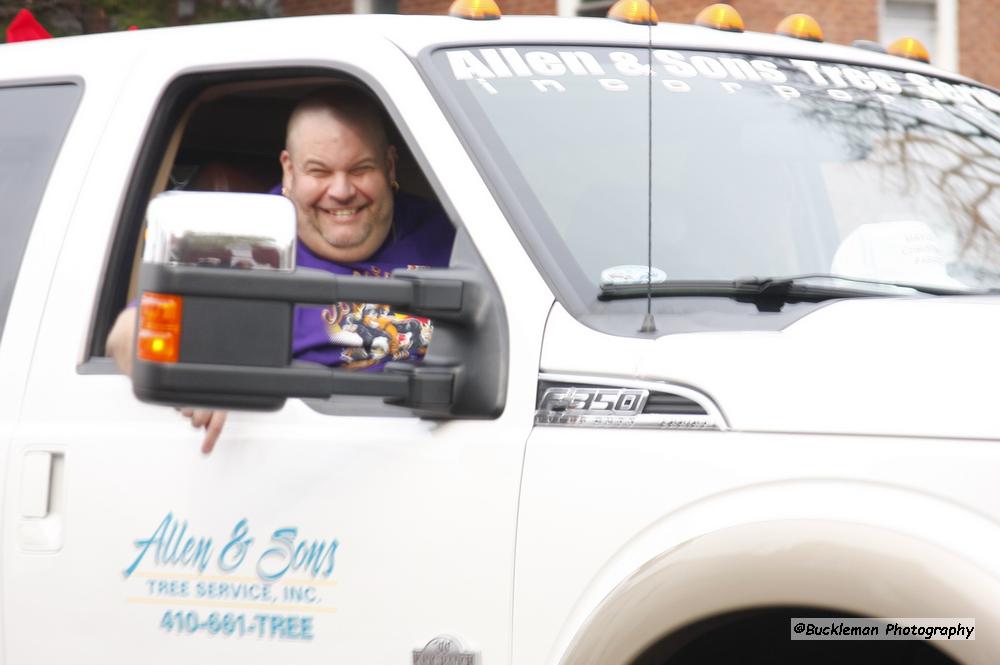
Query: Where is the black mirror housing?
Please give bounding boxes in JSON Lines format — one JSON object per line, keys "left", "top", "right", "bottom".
{"left": 132, "top": 261, "right": 503, "bottom": 417}
{"left": 132, "top": 192, "right": 507, "bottom": 418}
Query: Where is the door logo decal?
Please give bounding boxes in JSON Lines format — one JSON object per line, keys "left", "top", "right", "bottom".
{"left": 122, "top": 512, "right": 338, "bottom": 641}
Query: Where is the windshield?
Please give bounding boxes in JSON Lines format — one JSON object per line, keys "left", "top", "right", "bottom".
{"left": 430, "top": 46, "right": 1000, "bottom": 334}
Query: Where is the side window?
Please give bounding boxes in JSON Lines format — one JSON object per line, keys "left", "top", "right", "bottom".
{"left": 95, "top": 74, "right": 451, "bottom": 367}
{"left": 92, "top": 71, "right": 507, "bottom": 417}
{"left": 0, "top": 83, "right": 81, "bottom": 338}
{"left": 91, "top": 73, "right": 444, "bottom": 361}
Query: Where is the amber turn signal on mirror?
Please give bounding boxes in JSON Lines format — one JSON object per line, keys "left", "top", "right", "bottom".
{"left": 138, "top": 292, "right": 183, "bottom": 363}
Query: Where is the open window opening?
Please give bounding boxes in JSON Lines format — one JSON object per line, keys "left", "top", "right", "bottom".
{"left": 89, "top": 70, "right": 448, "bottom": 363}
{"left": 86, "top": 68, "right": 508, "bottom": 419}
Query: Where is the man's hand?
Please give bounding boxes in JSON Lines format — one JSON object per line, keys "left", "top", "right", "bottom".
{"left": 109, "top": 307, "right": 230, "bottom": 453}
{"left": 178, "top": 408, "right": 228, "bottom": 455}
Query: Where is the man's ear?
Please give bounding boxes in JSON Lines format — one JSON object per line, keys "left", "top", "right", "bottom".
{"left": 279, "top": 149, "right": 293, "bottom": 193}
{"left": 386, "top": 145, "right": 398, "bottom": 186}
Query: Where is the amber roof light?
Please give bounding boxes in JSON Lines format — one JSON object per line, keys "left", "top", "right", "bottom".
{"left": 695, "top": 3, "right": 744, "bottom": 32}
{"left": 776, "top": 13, "right": 824, "bottom": 42}
{"left": 887, "top": 36, "right": 930, "bottom": 63}
{"left": 608, "top": 0, "right": 658, "bottom": 25}
{"left": 448, "top": 0, "right": 502, "bottom": 20}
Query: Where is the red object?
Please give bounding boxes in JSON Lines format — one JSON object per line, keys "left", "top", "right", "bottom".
{"left": 6, "top": 9, "right": 52, "bottom": 42}
{"left": 128, "top": 25, "right": 138, "bottom": 30}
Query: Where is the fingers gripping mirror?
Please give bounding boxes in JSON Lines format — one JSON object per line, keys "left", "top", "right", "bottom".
{"left": 131, "top": 192, "right": 507, "bottom": 419}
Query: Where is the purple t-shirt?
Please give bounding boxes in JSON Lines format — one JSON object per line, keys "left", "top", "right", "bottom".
{"left": 292, "top": 192, "right": 455, "bottom": 369}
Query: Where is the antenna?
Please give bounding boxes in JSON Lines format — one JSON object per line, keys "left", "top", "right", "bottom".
{"left": 640, "top": 12, "right": 658, "bottom": 334}
{"left": 607, "top": 0, "right": 660, "bottom": 333}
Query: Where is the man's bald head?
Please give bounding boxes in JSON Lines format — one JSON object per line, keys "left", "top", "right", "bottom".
{"left": 285, "top": 86, "right": 390, "bottom": 157}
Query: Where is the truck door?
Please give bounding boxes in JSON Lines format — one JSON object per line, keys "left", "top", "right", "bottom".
{"left": 0, "top": 83, "right": 84, "bottom": 557}
{"left": 0, "top": 56, "right": 131, "bottom": 665}
{"left": 6, "top": 25, "right": 553, "bottom": 665}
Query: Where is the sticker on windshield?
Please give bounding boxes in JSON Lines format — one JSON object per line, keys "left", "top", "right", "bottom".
{"left": 600, "top": 265, "right": 667, "bottom": 287}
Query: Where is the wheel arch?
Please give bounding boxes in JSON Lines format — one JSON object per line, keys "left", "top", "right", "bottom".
{"left": 551, "top": 482, "right": 1000, "bottom": 665}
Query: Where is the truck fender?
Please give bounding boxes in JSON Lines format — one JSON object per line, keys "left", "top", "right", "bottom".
{"left": 551, "top": 480, "right": 1000, "bottom": 665}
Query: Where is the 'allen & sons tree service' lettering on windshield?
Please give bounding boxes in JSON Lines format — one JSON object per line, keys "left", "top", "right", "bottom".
{"left": 446, "top": 47, "right": 1000, "bottom": 113}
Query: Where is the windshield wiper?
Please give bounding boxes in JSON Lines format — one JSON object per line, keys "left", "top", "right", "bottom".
{"left": 736, "top": 273, "right": 984, "bottom": 296}
{"left": 599, "top": 273, "right": 987, "bottom": 312}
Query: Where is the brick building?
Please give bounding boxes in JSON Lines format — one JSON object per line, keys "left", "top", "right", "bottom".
{"left": 283, "top": 0, "right": 1000, "bottom": 87}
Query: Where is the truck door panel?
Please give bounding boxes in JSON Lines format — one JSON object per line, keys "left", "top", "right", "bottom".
{"left": 8, "top": 30, "right": 552, "bottom": 665}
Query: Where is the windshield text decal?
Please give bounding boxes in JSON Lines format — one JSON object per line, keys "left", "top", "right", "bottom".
{"left": 446, "top": 48, "right": 1000, "bottom": 113}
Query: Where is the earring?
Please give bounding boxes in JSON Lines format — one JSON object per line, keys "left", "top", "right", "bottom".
{"left": 391, "top": 180, "right": 400, "bottom": 193}
{"left": 281, "top": 186, "right": 288, "bottom": 196}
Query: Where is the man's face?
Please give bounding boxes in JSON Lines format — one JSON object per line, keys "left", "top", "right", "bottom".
{"left": 281, "top": 110, "right": 397, "bottom": 263}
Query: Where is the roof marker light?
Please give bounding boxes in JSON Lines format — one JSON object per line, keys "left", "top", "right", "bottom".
{"left": 448, "top": 0, "right": 502, "bottom": 20}
{"left": 695, "top": 3, "right": 744, "bottom": 32}
{"left": 776, "top": 13, "right": 823, "bottom": 42}
{"left": 607, "top": 0, "right": 658, "bottom": 25}
{"left": 887, "top": 36, "right": 930, "bottom": 63}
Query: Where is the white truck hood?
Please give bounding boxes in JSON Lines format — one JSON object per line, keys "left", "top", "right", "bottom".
{"left": 540, "top": 297, "right": 1000, "bottom": 440}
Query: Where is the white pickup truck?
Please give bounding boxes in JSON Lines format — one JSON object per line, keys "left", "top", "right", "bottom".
{"left": 1, "top": 7, "right": 999, "bottom": 665}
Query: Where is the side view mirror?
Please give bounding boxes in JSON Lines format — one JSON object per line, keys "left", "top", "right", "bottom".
{"left": 131, "top": 191, "right": 506, "bottom": 418}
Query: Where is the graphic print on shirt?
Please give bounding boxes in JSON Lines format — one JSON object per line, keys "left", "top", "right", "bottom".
{"left": 290, "top": 191, "right": 455, "bottom": 368}
{"left": 322, "top": 301, "right": 433, "bottom": 369}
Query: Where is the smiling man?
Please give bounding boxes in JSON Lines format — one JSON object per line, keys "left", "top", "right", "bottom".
{"left": 281, "top": 89, "right": 400, "bottom": 264}
{"left": 107, "top": 86, "right": 455, "bottom": 452}
{"left": 280, "top": 87, "right": 455, "bottom": 368}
